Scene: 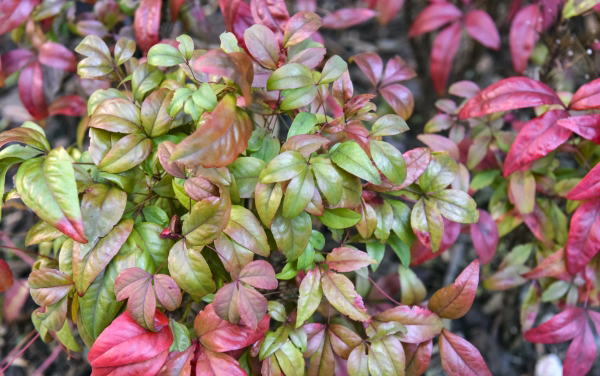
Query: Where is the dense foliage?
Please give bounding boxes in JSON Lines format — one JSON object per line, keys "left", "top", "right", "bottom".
{"left": 1, "top": 0, "right": 600, "bottom": 375}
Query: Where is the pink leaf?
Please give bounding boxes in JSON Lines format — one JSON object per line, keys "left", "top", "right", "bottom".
{"left": 48, "top": 95, "right": 87, "bottom": 117}
{"left": 430, "top": 22, "right": 461, "bottom": 95}
{"left": 400, "top": 147, "right": 431, "bottom": 189}
{"left": 374, "top": 305, "right": 443, "bottom": 343}
{"left": 38, "top": 42, "right": 77, "bottom": 72}
{"left": 417, "top": 134, "right": 460, "bottom": 160}
{"left": 524, "top": 308, "right": 585, "bottom": 343}
{"left": 439, "top": 329, "right": 492, "bottom": 376}
{"left": 1, "top": 49, "right": 36, "bottom": 77}
{"left": 381, "top": 55, "right": 416, "bottom": 87}
{"left": 322, "top": 8, "right": 377, "bottom": 29}
{"left": 464, "top": 10, "right": 500, "bottom": 50}
{"left": 557, "top": 114, "right": 600, "bottom": 144}
{"left": 509, "top": 4, "right": 542, "bottom": 74}
{"left": 459, "top": 77, "right": 563, "bottom": 119}
{"left": 566, "top": 199, "right": 600, "bottom": 275}
{"left": 326, "top": 247, "right": 377, "bottom": 272}
{"left": 502, "top": 110, "right": 571, "bottom": 177}
{"left": 563, "top": 320, "right": 597, "bottom": 376}
{"left": 350, "top": 52, "right": 383, "bottom": 87}
{"left": 569, "top": 78, "right": 600, "bottom": 111}
{"left": 566, "top": 162, "right": 600, "bottom": 201}
{"left": 379, "top": 83, "right": 414, "bottom": 119}
{"left": 408, "top": 2, "right": 462, "bottom": 37}
{"left": 18, "top": 61, "right": 49, "bottom": 120}
{"left": 134, "top": 0, "right": 162, "bottom": 53}
{"left": 411, "top": 219, "right": 461, "bottom": 266}
{"left": 238, "top": 260, "right": 278, "bottom": 290}
{"left": 0, "top": 0, "right": 41, "bottom": 35}
{"left": 470, "top": 210, "right": 498, "bottom": 264}
{"left": 374, "top": 0, "right": 405, "bottom": 26}
{"left": 251, "top": 0, "right": 290, "bottom": 44}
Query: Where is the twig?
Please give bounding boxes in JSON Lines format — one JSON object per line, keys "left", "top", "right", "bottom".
{"left": 368, "top": 276, "right": 401, "bottom": 306}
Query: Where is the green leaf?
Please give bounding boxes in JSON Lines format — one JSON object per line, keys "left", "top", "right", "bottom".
{"left": 369, "top": 114, "right": 409, "bottom": 137}
{"left": 0, "top": 125, "right": 50, "bottom": 152}
{"left": 80, "top": 183, "right": 127, "bottom": 245}
{"left": 282, "top": 166, "right": 314, "bottom": 218}
{"left": 368, "top": 336, "right": 405, "bottom": 375}
{"left": 310, "top": 230, "right": 326, "bottom": 250}
{"left": 311, "top": 158, "right": 342, "bottom": 205}
{"left": 15, "top": 148, "right": 86, "bottom": 243}
{"left": 399, "top": 265, "right": 426, "bottom": 305}
{"left": 319, "top": 208, "right": 361, "bottom": 229}
{"left": 114, "top": 37, "right": 136, "bottom": 66}
{"left": 330, "top": 141, "right": 381, "bottom": 185}
{"left": 267, "top": 63, "right": 314, "bottom": 90}
{"left": 177, "top": 35, "right": 194, "bottom": 60}
{"left": 168, "top": 240, "right": 216, "bottom": 298}
{"left": 296, "top": 268, "right": 322, "bottom": 328}
{"left": 347, "top": 343, "right": 368, "bottom": 376}
{"left": 387, "top": 199, "right": 415, "bottom": 246}
{"left": 182, "top": 187, "right": 231, "bottom": 246}
{"left": 26, "top": 221, "right": 64, "bottom": 246}
{"left": 370, "top": 140, "right": 406, "bottom": 185}
{"left": 192, "top": 83, "right": 218, "bottom": 111}
{"left": 141, "top": 88, "right": 172, "bottom": 138}
{"left": 97, "top": 133, "right": 153, "bottom": 173}
{"left": 87, "top": 88, "right": 128, "bottom": 115}
{"left": 229, "top": 157, "right": 266, "bottom": 198}
{"left": 223, "top": 205, "right": 270, "bottom": 257}
{"left": 509, "top": 170, "right": 536, "bottom": 214}
{"left": 89, "top": 98, "right": 142, "bottom": 134}
{"left": 75, "top": 35, "right": 114, "bottom": 78}
{"left": 132, "top": 63, "right": 164, "bottom": 102}
{"left": 288, "top": 112, "right": 317, "bottom": 140}
{"left": 388, "top": 234, "right": 410, "bottom": 267}
{"left": 284, "top": 11, "right": 323, "bottom": 47}
{"left": 268, "top": 301, "right": 288, "bottom": 322}
{"left": 260, "top": 150, "right": 307, "bottom": 183}
{"left": 366, "top": 242, "right": 385, "bottom": 271}
{"left": 274, "top": 341, "right": 305, "bottom": 376}
{"left": 276, "top": 262, "right": 298, "bottom": 280}
{"left": 411, "top": 198, "right": 444, "bottom": 252}
{"left": 319, "top": 55, "right": 347, "bottom": 84}
{"left": 35, "top": 296, "right": 67, "bottom": 332}
{"left": 271, "top": 210, "right": 312, "bottom": 261}
{"left": 255, "top": 182, "right": 283, "bottom": 227}
{"left": 220, "top": 32, "right": 240, "bottom": 52}
{"left": 297, "top": 243, "right": 315, "bottom": 270}
{"left": 55, "top": 319, "right": 82, "bottom": 352}
{"left": 244, "top": 24, "right": 280, "bottom": 70}
{"left": 73, "top": 219, "right": 134, "bottom": 295}
{"left": 214, "top": 233, "right": 254, "bottom": 276}
{"left": 431, "top": 189, "right": 479, "bottom": 223}
{"left": 281, "top": 85, "right": 318, "bottom": 110}
{"left": 418, "top": 153, "right": 457, "bottom": 193}
{"left": 373, "top": 200, "right": 393, "bottom": 242}
{"left": 169, "top": 317, "right": 192, "bottom": 352}
{"left": 79, "top": 262, "right": 123, "bottom": 339}
{"left": 563, "top": 0, "right": 600, "bottom": 18}
{"left": 321, "top": 270, "right": 370, "bottom": 322}
{"left": 260, "top": 326, "right": 291, "bottom": 360}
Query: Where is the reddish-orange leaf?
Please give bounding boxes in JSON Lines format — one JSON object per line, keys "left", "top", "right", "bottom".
{"left": 430, "top": 22, "right": 461, "bottom": 95}
{"left": 134, "top": 0, "right": 162, "bottom": 53}
{"left": 428, "top": 259, "right": 480, "bottom": 319}
{"left": 566, "top": 199, "right": 600, "bottom": 275}
{"left": 0, "top": 260, "right": 14, "bottom": 293}
{"left": 439, "top": 329, "right": 491, "bottom": 376}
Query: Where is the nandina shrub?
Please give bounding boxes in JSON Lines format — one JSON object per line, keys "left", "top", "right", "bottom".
{"left": 1, "top": 0, "right": 600, "bottom": 375}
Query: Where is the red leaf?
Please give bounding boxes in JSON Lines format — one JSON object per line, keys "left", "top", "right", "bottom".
{"left": 459, "top": 77, "right": 563, "bottom": 119}
{"left": 524, "top": 308, "right": 585, "bottom": 343}
{"left": 38, "top": 42, "right": 77, "bottom": 72}
{"left": 381, "top": 55, "right": 416, "bottom": 87}
{"left": 566, "top": 162, "right": 600, "bottom": 201}
{"left": 19, "top": 61, "right": 49, "bottom": 120}
{"left": 194, "top": 303, "right": 269, "bottom": 352}
{"left": 430, "top": 22, "right": 461, "bottom": 95}
{"left": 470, "top": 210, "right": 498, "bottom": 264}
{"left": 0, "top": 260, "right": 14, "bottom": 292}
{"left": 374, "top": 0, "right": 405, "bottom": 26}
{"left": 563, "top": 320, "right": 597, "bottom": 376}
{"left": 558, "top": 114, "right": 600, "bottom": 144}
{"left": 350, "top": 52, "right": 383, "bottom": 87}
{"left": 1, "top": 49, "right": 36, "bottom": 77}
{"left": 502, "top": 110, "right": 570, "bottom": 177}
{"left": 134, "top": 0, "right": 162, "bottom": 53}
{"left": 400, "top": 147, "right": 431, "bottom": 189}
{"left": 219, "top": 0, "right": 243, "bottom": 33}
{"left": 379, "top": 83, "right": 414, "bottom": 119}
{"left": 411, "top": 219, "right": 461, "bottom": 266}
{"left": 522, "top": 248, "right": 568, "bottom": 280}
{"left": 326, "top": 247, "right": 377, "bottom": 272}
{"left": 88, "top": 310, "right": 173, "bottom": 376}
{"left": 238, "top": 260, "right": 278, "bottom": 289}
{"left": 464, "top": 10, "right": 500, "bottom": 50}
{"left": 48, "top": 95, "right": 87, "bottom": 117}
{"left": 428, "top": 259, "right": 479, "bottom": 319}
{"left": 566, "top": 199, "right": 600, "bottom": 275}
{"left": 373, "top": 306, "right": 443, "bottom": 344}
{"left": 403, "top": 340, "right": 433, "bottom": 376}
{"left": 0, "top": 0, "right": 41, "bottom": 35}
{"left": 3, "top": 279, "right": 29, "bottom": 322}
{"left": 170, "top": 0, "right": 186, "bottom": 22}
{"left": 439, "top": 329, "right": 491, "bottom": 376}
{"left": 569, "top": 77, "right": 600, "bottom": 111}
{"left": 195, "top": 348, "right": 246, "bottom": 376}
{"left": 321, "top": 8, "right": 377, "bottom": 29}
{"left": 408, "top": 2, "right": 462, "bottom": 37}
{"left": 158, "top": 344, "right": 196, "bottom": 376}
{"left": 509, "top": 4, "right": 542, "bottom": 74}
{"left": 250, "top": 0, "right": 290, "bottom": 44}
